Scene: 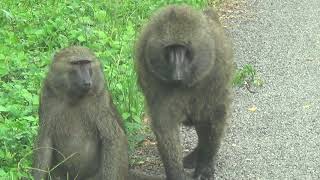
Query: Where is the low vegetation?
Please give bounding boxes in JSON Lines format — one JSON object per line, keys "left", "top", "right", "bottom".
{"left": 233, "top": 64, "right": 263, "bottom": 88}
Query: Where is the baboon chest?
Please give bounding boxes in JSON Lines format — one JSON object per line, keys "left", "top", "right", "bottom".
{"left": 172, "top": 89, "right": 213, "bottom": 124}
{"left": 51, "top": 109, "right": 101, "bottom": 177}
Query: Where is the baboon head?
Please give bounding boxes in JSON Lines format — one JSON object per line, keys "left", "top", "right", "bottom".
{"left": 46, "top": 46, "right": 105, "bottom": 99}
{"left": 141, "top": 5, "right": 216, "bottom": 86}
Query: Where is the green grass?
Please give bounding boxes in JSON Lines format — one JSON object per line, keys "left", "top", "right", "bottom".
{"left": 0, "top": 0, "right": 215, "bottom": 179}
{"left": 233, "top": 64, "right": 263, "bottom": 88}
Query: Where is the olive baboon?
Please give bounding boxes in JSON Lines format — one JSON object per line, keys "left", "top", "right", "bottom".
{"left": 32, "top": 46, "right": 164, "bottom": 180}
{"left": 135, "top": 5, "right": 234, "bottom": 180}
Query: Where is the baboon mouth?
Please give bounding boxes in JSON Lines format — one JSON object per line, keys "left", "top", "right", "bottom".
{"left": 169, "top": 79, "right": 188, "bottom": 87}
{"left": 81, "top": 88, "right": 91, "bottom": 94}
{"left": 74, "top": 87, "right": 91, "bottom": 97}
{"left": 172, "top": 79, "right": 183, "bottom": 83}
{"left": 82, "top": 86, "right": 91, "bottom": 91}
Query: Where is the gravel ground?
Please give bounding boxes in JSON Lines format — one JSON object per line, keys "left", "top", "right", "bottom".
{"left": 132, "top": 0, "right": 320, "bottom": 179}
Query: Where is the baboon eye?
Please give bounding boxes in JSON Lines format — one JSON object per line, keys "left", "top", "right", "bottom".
{"left": 186, "top": 49, "right": 193, "bottom": 62}
{"left": 70, "top": 59, "right": 92, "bottom": 65}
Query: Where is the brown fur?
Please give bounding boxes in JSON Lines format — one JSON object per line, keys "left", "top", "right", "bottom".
{"left": 33, "top": 46, "right": 164, "bottom": 180}
{"left": 135, "top": 5, "right": 234, "bottom": 180}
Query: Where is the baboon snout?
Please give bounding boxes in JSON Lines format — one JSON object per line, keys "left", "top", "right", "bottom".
{"left": 79, "top": 66, "right": 93, "bottom": 90}
{"left": 173, "top": 69, "right": 183, "bottom": 81}
{"left": 172, "top": 50, "right": 184, "bottom": 80}
{"left": 166, "top": 44, "right": 191, "bottom": 81}
{"left": 82, "top": 80, "right": 92, "bottom": 89}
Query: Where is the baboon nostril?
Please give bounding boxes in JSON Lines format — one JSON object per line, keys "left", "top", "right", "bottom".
{"left": 83, "top": 81, "right": 92, "bottom": 88}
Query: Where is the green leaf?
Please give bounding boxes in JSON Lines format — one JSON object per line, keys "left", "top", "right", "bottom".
{"left": 0, "top": 106, "right": 8, "bottom": 112}
{"left": 122, "top": 112, "right": 130, "bottom": 120}
{"left": 95, "top": 10, "right": 107, "bottom": 22}
{"left": 77, "top": 35, "right": 86, "bottom": 42}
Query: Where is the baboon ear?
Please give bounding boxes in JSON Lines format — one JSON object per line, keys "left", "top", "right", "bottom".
{"left": 99, "top": 62, "right": 104, "bottom": 72}
{"left": 203, "top": 8, "right": 219, "bottom": 22}
{"left": 52, "top": 52, "right": 58, "bottom": 61}
{"left": 52, "top": 49, "right": 63, "bottom": 62}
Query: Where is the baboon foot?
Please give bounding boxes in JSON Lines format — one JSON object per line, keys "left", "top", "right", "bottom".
{"left": 183, "top": 148, "right": 198, "bottom": 169}
{"left": 193, "top": 165, "right": 214, "bottom": 180}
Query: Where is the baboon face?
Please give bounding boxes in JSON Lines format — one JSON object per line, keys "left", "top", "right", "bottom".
{"left": 67, "top": 58, "right": 94, "bottom": 96}
{"left": 48, "top": 47, "right": 104, "bottom": 98}
{"left": 145, "top": 42, "right": 193, "bottom": 85}
{"left": 143, "top": 6, "right": 216, "bottom": 86}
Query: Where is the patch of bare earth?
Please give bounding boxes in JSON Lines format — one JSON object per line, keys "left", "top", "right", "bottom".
{"left": 130, "top": 120, "right": 197, "bottom": 176}
{"left": 218, "top": 0, "right": 256, "bottom": 27}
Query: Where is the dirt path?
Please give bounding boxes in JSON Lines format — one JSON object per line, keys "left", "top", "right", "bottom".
{"left": 216, "top": 0, "right": 320, "bottom": 179}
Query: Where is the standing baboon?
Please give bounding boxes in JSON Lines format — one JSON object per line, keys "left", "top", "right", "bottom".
{"left": 135, "top": 5, "right": 234, "bottom": 180}
{"left": 33, "top": 46, "right": 164, "bottom": 180}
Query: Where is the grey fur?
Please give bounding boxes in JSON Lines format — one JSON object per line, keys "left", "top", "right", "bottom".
{"left": 33, "top": 46, "right": 164, "bottom": 180}
{"left": 135, "top": 5, "right": 234, "bottom": 180}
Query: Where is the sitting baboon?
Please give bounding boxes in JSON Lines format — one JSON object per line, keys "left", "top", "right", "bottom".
{"left": 135, "top": 5, "right": 234, "bottom": 180}
{"left": 32, "top": 46, "right": 164, "bottom": 180}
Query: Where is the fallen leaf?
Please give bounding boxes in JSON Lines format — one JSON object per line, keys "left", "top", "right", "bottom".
{"left": 248, "top": 105, "right": 257, "bottom": 112}
{"left": 303, "top": 103, "right": 312, "bottom": 109}
{"left": 137, "top": 160, "right": 145, "bottom": 165}
{"left": 143, "top": 139, "right": 157, "bottom": 146}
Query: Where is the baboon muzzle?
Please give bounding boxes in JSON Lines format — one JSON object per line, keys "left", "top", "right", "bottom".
{"left": 79, "top": 65, "right": 92, "bottom": 90}
{"left": 167, "top": 45, "right": 189, "bottom": 81}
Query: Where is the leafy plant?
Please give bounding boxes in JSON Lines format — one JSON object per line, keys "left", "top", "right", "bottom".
{"left": 233, "top": 64, "right": 263, "bottom": 87}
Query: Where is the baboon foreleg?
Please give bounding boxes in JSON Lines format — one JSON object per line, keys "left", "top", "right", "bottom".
{"left": 100, "top": 136, "right": 128, "bottom": 180}
{"left": 151, "top": 111, "right": 187, "bottom": 180}
{"left": 194, "top": 105, "right": 227, "bottom": 180}
{"left": 32, "top": 133, "right": 53, "bottom": 180}
{"left": 183, "top": 145, "right": 198, "bottom": 169}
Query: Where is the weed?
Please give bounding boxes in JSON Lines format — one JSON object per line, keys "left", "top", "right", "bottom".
{"left": 233, "top": 64, "right": 263, "bottom": 88}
